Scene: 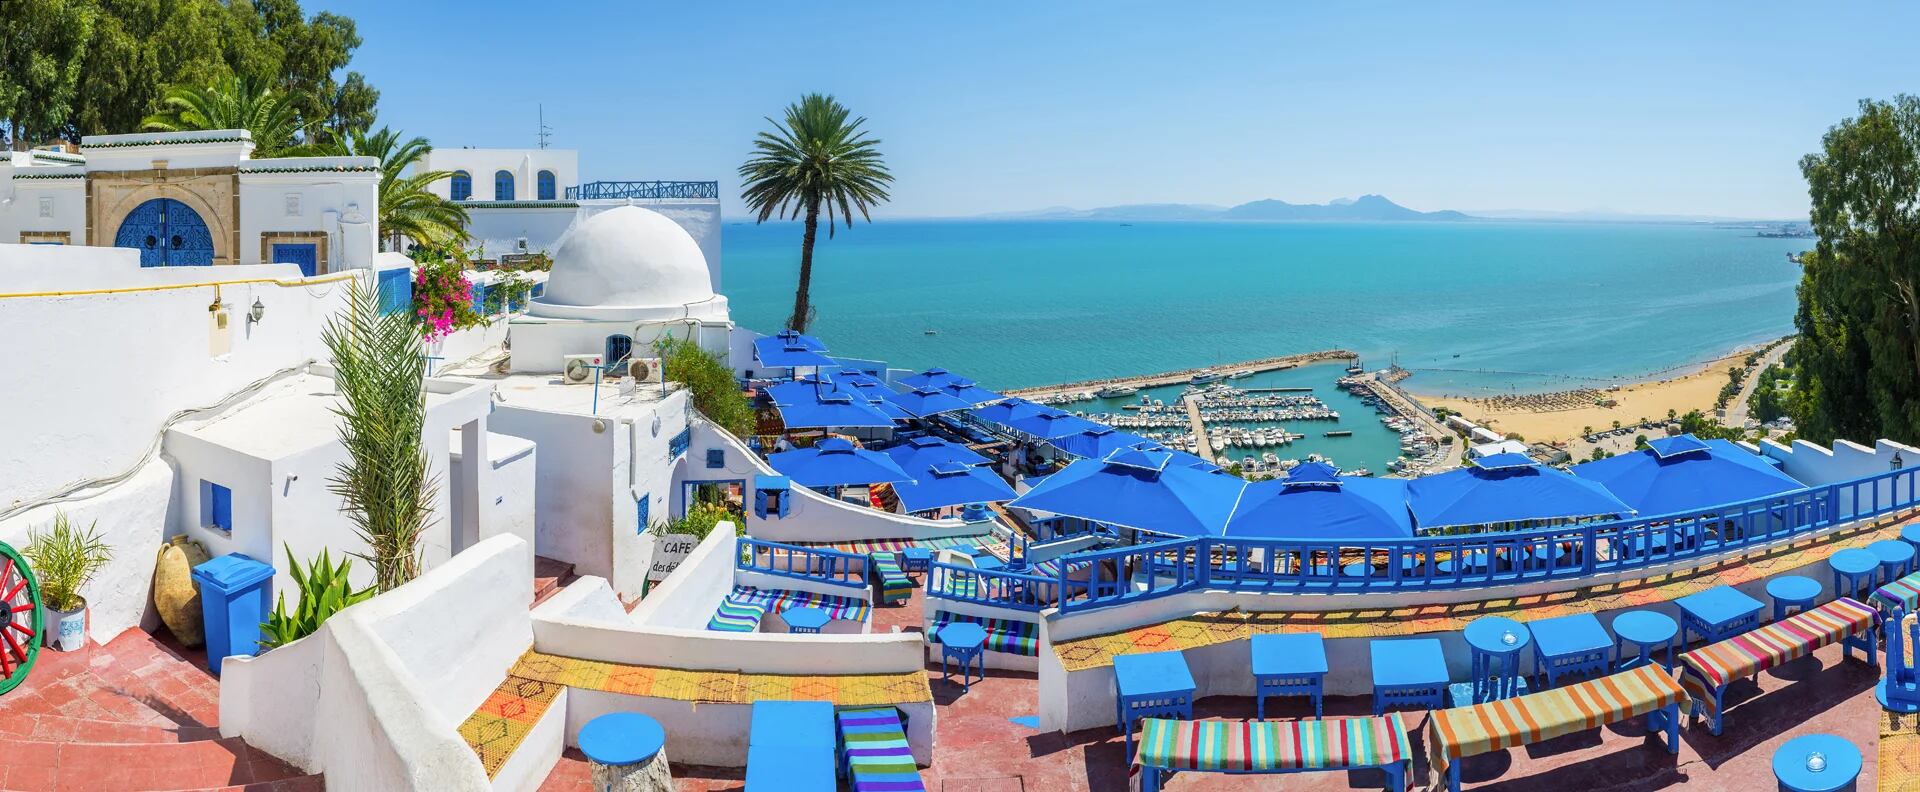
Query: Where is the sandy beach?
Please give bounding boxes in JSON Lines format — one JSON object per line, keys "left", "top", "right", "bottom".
{"left": 1411, "top": 349, "right": 1760, "bottom": 445}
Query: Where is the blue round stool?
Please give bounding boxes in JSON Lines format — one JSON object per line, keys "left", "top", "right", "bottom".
{"left": 579, "top": 712, "right": 669, "bottom": 790}
{"left": 1463, "top": 616, "right": 1530, "bottom": 703}
{"left": 1902, "top": 523, "right": 1920, "bottom": 556}
{"left": 1870, "top": 539, "right": 1916, "bottom": 586}
{"left": 1771, "top": 733, "right": 1860, "bottom": 792}
{"left": 1831, "top": 549, "right": 1880, "bottom": 602}
{"left": 1612, "top": 610, "right": 1679, "bottom": 671}
{"left": 1767, "top": 575, "right": 1823, "bottom": 621}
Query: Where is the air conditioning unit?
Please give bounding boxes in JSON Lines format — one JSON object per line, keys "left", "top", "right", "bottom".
{"left": 561, "top": 354, "right": 601, "bottom": 384}
{"left": 628, "top": 357, "right": 664, "bottom": 384}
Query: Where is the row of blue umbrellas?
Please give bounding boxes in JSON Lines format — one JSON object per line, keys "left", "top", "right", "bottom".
{"left": 766, "top": 436, "right": 1016, "bottom": 512}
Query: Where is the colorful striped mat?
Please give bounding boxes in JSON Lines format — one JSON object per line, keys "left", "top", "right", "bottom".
{"left": 872, "top": 553, "right": 914, "bottom": 605}
{"left": 798, "top": 534, "right": 991, "bottom": 555}
{"left": 1425, "top": 662, "right": 1684, "bottom": 790}
{"left": 730, "top": 585, "right": 873, "bottom": 623}
{"left": 1679, "top": 596, "right": 1875, "bottom": 723}
{"left": 839, "top": 707, "right": 925, "bottom": 792}
{"left": 706, "top": 596, "right": 770, "bottom": 632}
{"left": 1877, "top": 570, "right": 1920, "bottom": 613}
{"left": 930, "top": 611, "right": 1040, "bottom": 656}
{"left": 1136, "top": 714, "right": 1409, "bottom": 782}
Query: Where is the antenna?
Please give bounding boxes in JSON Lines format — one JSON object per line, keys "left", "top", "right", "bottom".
{"left": 537, "top": 105, "right": 553, "bottom": 150}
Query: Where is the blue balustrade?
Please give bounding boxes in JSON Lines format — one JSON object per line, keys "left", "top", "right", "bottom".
{"left": 927, "top": 563, "right": 1059, "bottom": 612}
{"left": 565, "top": 180, "right": 721, "bottom": 200}
{"left": 736, "top": 538, "right": 867, "bottom": 589}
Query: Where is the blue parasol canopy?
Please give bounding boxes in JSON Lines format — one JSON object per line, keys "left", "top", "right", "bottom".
{"left": 829, "top": 372, "right": 915, "bottom": 421}
{"left": 767, "top": 438, "right": 916, "bottom": 488}
{"left": 772, "top": 329, "right": 827, "bottom": 351}
{"left": 936, "top": 377, "right": 1003, "bottom": 406}
{"left": 1408, "top": 456, "right": 1632, "bottom": 530}
{"left": 1570, "top": 434, "right": 1807, "bottom": 517}
{"left": 1049, "top": 427, "right": 1157, "bottom": 459}
{"left": 973, "top": 398, "right": 1045, "bottom": 426}
{"left": 766, "top": 376, "right": 897, "bottom": 429}
{"left": 1008, "top": 446, "right": 1247, "bottom": 537}
{"left": 884, "top": 435, "right": 992, "bottom": 470}
{"left": 1004, "top": 407, "right": 1106, "bottom": 440}
{"left": 891, "top": 460, "right": 1018, "bottom": 513}
{"left": 882, "top": 387, "right": 974, "bottom": 418}
{"left": 899, "top": 367, "right": 961, "bottom": 390}
{"left": 1224, "top": 463, "right": 1413, "bottom": 539}
{"left": 753, "top": 334, "right": 837, "bottom": 369}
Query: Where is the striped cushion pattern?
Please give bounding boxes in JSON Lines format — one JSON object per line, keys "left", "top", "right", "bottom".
{"left": 929, "top": 612, "right": 1039, "bottom": 656}
{"left": 839, "top": 707, "right": 924, "bottom": 792}
{"left": 1876, "top": 571, "right": 1920, "bottom": 613}
{"left": 706, "top": 596, "right": 769, "bottom": 632}
{"left": 873, "top": 554, "right": 914, "bottom": 604}
{"left": 1136, "top": 714, "right": 1409, "bottom": 778}
{"left": 1679, "top": 596, "right": 1875, "bottom": 720}
{"left": 732, "top": 585, "right": 873, "bottom": 623}
{"left": 1426, "top": 663, "right": 1683, "bottom": 788}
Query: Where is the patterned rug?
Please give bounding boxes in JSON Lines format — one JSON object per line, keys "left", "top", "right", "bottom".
{"left": 1887, "top": 710, "right": 1920, "bottom": 791}
{"left": 1052, "top": 514, "right": 1918, "bottom": 672}
{"left": 458, "top": 649, "right": 933, "bottom": 779}
{"left": 797, "top": 534, "right": 991, "bottom": 555}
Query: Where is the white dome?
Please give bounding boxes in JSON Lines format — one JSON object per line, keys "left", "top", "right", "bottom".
{"left": 536, "top": 205, "right": 714, "bottom": 311}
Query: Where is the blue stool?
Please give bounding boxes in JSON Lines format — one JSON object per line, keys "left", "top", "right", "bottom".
{"left": 784, "top": 606, "right": 829, "bottom": 635}
{"left": 1831, "top": 549, "right": 1880, "bottom": 603}
{"left": 579, "top": 712, "right": 667, "bottom": 786}
{"left": 1370, "top": 637, "right": 1450, "bottom": 714}
{"left": 936, "top": 622, "right": 987, "bottom": 691}
{"left": 1250, "top": 633, "right": 1327, "bottom": 718}
{"left": 1463, "top": 616, "right": 1530, "bottom": 704}
{"left": 1902, "top": 523, "right": 1920, "bottom": 556}
{"left": 1531, "top": 612, "right": 1613, "bottom": 688}
{"left": 1113, "top": 650, "right": 1196, "bottom": 759}
{"left": 1768, "top": 575, "right": 1823, "bottom": 621}
{"left": 1771, "top": 733, "right": 1860, "bottom": 792}
{"left": 1612, "top": 610, "right": 1679, "bottom": 671}
{"left": 1870, "top": 539, "right": 1916, "bottom": 585}
{"left": 901, "top": 547, "right": 933, "bottom": 575}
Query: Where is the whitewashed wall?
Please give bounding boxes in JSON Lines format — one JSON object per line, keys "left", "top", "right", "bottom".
{"left": 0, "top": 171, "right": 86, "bottom": 243}
{"left": 578, "top": 200, "right": 722, "bottom": 293}
{"left": 238, "top": 160, "right": 381, "bottom": 271}
{"left": 420, "top": 149, "right": 578, "bottom": 202}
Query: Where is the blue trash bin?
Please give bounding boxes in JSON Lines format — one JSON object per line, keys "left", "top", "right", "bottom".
{"left": 192, "top": 553, "right": 275, "bottom": 676}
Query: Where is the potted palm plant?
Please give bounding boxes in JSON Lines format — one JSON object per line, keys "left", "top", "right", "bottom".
{"left": 24, "top": 512, "right": 112, "bottom": 652}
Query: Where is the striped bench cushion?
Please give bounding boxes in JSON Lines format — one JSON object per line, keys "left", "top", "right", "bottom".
{"left": 839, "top": 707, "right": 924, "bottom": 792}
{"left": 731, "top": 585, "right": 873, "bottom": 623}
{"left": 707, "top": 596, "right": 770, "bottom": 632}
{"left": 1876, "top": 570, "right": 1920, "bottom": 613}
{"left": 1679, "top": 596, "right": 1875, "bottom": 724}
{"left": 872, "top": 554, "right": 914, "bottom": 605}
{"left": 929, "top": 612, "right": 1039, "bottom": 656}
{"left": 1137, "top": 714, "right": 1409, "bottom": 779}
{"left": 1426, "top": 663, "right": 1683, "bottom": 790}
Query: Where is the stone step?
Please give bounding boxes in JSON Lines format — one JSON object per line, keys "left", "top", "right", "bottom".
{"left": 532, "top": 554, "right": 578, "bottom": 608}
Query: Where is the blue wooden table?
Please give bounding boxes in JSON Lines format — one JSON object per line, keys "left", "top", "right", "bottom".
{"left": 1869, "top": 539, "right": 1916, "bottom": 585}
{"left": 1676, "top": 585, "right": 1764, "bottom": 646}
{"left": 902, "top": 547, "right": 933, "bottom": 574}
{"left": 1530, "top": 612, "right": 1612, "bottom": 688}
{"left": 1463, "top": 616, "right": 1530, "bottom": 704}
{"left": 1832, "top": 549, "right": 1881, "bottom": 602}
{"left": 1612, "top": 610, "right": 1679, "bottom": 671}
{"left": 1370, "top": 637, "right": 1449, "bottom": 715}
{"left": 936, "top": 622, "right": 987, "bottom": 691}
{"left": 1767, "top": 575, "right": 1823, "bottom": 621}
{"left": 1770, "top": 733, "right": 1860, "bottom": 792}
{"left": 1249, "top": 632, "right": 1327, "bottom": 718}
{"left": 1902, "top": 523, "right": 1920, "bottom": 555}
{"left": 1114, "top": 650, "right": 1196, "bottom": 758}
{"left": 784, "top": 606, "right": 830, "bottom": 634}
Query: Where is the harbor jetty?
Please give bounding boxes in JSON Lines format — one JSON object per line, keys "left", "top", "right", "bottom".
{"left": 1005, "top": 349, "right": 1357, "bottom": 400}
{"left": 1183, "top": 395, "right": 1214, "bottom": 461}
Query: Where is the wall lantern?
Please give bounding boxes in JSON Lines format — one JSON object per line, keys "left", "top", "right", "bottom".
{"left": 248, "top": 298, "right": 266, "bottom": 326}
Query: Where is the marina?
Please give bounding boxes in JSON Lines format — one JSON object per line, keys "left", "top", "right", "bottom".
{"left": 1005, "top": 348, "right": 1356, "bottom": 401}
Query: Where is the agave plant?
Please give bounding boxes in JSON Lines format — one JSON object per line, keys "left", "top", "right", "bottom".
{"left": 258, "top": 546, "right": 375, "bottom": 651}
{"left": 322, "top": 279, "right": 437, "bottom": 592}
{"left": 23, "top": 512, "right": 111, "bottom": 613}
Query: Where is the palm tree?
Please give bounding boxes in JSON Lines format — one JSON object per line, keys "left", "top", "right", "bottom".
{"left": 326, "top": 126, "right": 469, "bottom": 251}
{"left": 141, "top": 77, "right": 311, "bottom": 156}
{"left": 321, "top": 279, "right": 437, "bottom": 592}
{"left": 739, "top": 94, "right": 893, "bottom": 333}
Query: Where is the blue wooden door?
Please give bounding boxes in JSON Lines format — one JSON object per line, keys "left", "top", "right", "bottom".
{"left": 271, "top": 243, "right": 320, "bottom": 276}
{"left": 450, "top": 171, "right": 472, "bottom": 201}
{"left": 538, "top": 170, "right": 556, "bottom": 200}
{"left": 114, "top": 198, "right": 214, "bottom": 266}
{"left": 494, "top": 170, "right": 514, "bottom": 200}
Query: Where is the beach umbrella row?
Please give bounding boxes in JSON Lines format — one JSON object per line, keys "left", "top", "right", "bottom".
{"left": 767, "top": 438, "right": 914, "bottom": 488}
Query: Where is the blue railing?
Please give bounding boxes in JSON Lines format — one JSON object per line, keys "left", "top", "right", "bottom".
{"left": 1052, "top": 465, "right": 1920, "bottom": 613}
{"left": 566, "top": 180, "right": 720, "bottom": 200}
{"left": 736, "top": 538, "right": 868, "bottom": 590}
{"left": 376, "top": 268, "right": 412, "bottom": 316}
{"left": 927, "top": 562, "right": 1061, "bottom": 612}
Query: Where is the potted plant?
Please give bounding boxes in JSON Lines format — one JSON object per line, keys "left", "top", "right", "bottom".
{"left": 24, "top": 512, "right": 112, "bottom": 652}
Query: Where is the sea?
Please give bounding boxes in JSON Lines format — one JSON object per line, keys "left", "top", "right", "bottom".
{"left": 721, "top": 219, "right": 1810, "bottom": 472}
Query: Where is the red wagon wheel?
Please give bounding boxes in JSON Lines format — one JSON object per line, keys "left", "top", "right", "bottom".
{"left": 0, "top": 545, "right": 43, "bottom": 695}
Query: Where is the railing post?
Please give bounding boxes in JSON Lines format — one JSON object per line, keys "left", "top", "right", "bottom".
{"left": 1196, "top": 538, "right": 1212, "bottom": 588}
{"left": 1581, "top": 524, "right": 1596, "bottom": 575}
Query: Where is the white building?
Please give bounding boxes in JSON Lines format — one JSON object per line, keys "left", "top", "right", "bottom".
{"left": 0, "top": 130, "right": 381, "bottom": 274}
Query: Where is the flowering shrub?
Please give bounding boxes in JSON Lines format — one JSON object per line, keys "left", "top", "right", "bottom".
{"left": 409, "top": 250, "right": 484, "bottom": 341}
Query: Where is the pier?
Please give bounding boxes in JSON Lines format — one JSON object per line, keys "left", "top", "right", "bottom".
{"left": 1182, "top": 395, "right": 1214, "bottom": 462}
{"left": 1244, "top": 386, "right": 1313, "bottom": 393}
{"left": 1005, "top": 349, "right": 1356, "bottom": 400}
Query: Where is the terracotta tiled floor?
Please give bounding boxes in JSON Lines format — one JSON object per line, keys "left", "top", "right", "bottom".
{"left": 0, "top": 629, "right": 319, "bottom": 791}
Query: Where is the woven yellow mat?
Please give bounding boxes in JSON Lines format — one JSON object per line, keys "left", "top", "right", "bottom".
{"left": 458, "top": 673, "right": 564, "bottom": 779}
{"left": 1886, "top": 711, "right": 1920, "bottom": 791}
{"left": 1052, "top": 515, "right": 1916, "bottom": 672}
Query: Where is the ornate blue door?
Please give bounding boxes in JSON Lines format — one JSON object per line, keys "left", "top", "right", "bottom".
{"left": 114, "top": 198, "right": 215, "bottom": 266}
{"left": 271, "top": 243, "right": 320, "bottom": 276}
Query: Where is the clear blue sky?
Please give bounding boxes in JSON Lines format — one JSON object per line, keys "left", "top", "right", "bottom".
{"left": 311, "top": 1, "right": 1917, "bottom": 220}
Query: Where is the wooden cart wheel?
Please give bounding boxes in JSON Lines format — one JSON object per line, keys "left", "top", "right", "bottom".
{"left": 0, "top": 544, "right": 44, "bottom": 695}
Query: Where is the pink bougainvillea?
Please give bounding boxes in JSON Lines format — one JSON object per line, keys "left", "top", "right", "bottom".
{"left": 408, "top": 253, "right": 483, "bottom": 342}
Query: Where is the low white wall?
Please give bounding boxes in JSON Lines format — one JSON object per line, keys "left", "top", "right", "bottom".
{"left": 1762, "top": 437, "right": 1920, "bottom": 519}
{"left": 0, "top": 461, "right": 172, "bottom": 645}
{"left": 629, "top": 527, "right": 738, "bottom": 630}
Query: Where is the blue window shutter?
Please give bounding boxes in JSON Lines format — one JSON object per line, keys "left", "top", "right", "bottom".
{"left": 637, "top": 496, "right": 649, "bottom": 534}
{"left": 494, "top": 170, "right": 514, "bottom": 200}
{"left": 538, "top": 171, "right": 556, "bottom": 200}
{"left": 450, "top": 171, "right": 471, "bottom": 201}
{"left": 207, "top": 482, "right": 232, "bottom": 532}
{"left": 706, "top": 449, "right": 724, "bottom": 469}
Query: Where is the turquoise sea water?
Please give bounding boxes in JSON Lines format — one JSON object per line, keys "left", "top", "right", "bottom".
{"left": 721, "top": 220, "right": 1809, "bottom": 472}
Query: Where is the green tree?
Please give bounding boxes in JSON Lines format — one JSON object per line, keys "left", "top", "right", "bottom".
{"left": 141, "top": 76, "right": 309, "bottom": 155}
{"left": 326, "top": 125, "right": 468, "bottom": 249}
{"left": 0, "top": 0, "right": 95, "bottom": 150}
{"left": 1795, "top": 95, "right": 1920, "bottom": 443}
{"left": 739, "top": 93, "right": 893, "bottom": 334}
{"left": 656, "top": 335, "right": 755, "bottom": 437}
{"left": 322, "top": 280, "right": 436, "bottom": 592}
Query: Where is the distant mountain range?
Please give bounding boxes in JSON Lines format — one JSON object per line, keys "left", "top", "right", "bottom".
{"left": 981, "top": 195, "right": 1471, "bottom": 222}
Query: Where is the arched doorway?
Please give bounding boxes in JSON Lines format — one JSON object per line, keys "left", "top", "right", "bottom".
{"left": 114, "top": 198, "right": 215, "bottom": 266}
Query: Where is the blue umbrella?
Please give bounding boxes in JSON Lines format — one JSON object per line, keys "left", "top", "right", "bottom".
{"left": 1570, "top": 435, "right": 1807, "bottom": 517}
{"left": 892, "top": 461, "right": 1018, "bottom": 513}
{"left": 768, "top": 438, "right": 916, "bottom": 488}
{"left": 827, "top": 372, "right": 914, "bottom": 421}
{"left": 1005, "top": 407, "right": 1106, "bottom": 440}
{"left": 773, "top": 329, "right": 827, "bottom": 351}
{"left": 973, "top": 398, "right": 1044, "bottom": 426}
{"left": 884, "top": 435, "right": 993, "bottom": 470}
{"left": 1408, "top": 454, "right": 1632, "bottom": 530}
{"left": 753, "top": 334, "right": 837, "bottom": 368}
{"left": 1008, "top": 446, "right": 1248, "bottom": 537}
{"left": 882, "top": 387, "right": 974, "bottom": 418}
{"left": 936, "top": 377, "right": 1003, "bottom": 406}
{"left": 899, "top": 367, "right": 960, "bottom": 390}
{"left": 1224, "top": 462, "right": 1414, "bottom": 540}
{"left": 1050, "top": 427, "right": 1157, "bottom": 459}
{"left": 767, "top": 376, "right": 896, "bottom": 429}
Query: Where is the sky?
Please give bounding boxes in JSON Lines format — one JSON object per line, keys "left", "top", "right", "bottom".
{"left": 309, "top": 1, "right": 1920, "bottom": 220}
